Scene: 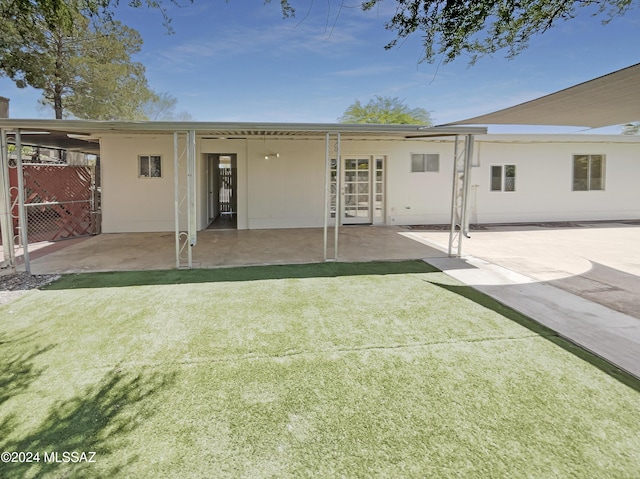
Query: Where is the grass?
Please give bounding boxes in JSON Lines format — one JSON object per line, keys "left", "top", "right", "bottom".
{"left": 1, "top": 260, "right": 639, "bottom": 478}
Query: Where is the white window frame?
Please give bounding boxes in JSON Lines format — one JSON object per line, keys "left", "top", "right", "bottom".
{"left": 572, "top": 154, "right": 605, "bottom": 191}
{"left": 490, "top": 164, "right": 516, "bottom": 192}
{"left": 411, "top": 153, "right": 439, "bottom": 173}
{"left": 139, "top": 155, "right": 162, "bottom": 178}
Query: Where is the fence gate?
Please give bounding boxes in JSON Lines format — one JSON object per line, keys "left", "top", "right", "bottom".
{"left": 7, "top": 164, "right": 100, "bottom": 244}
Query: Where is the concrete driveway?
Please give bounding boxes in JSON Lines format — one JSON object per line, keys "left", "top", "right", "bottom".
{"left": 403, "top": 221, "right": 640, "bottom": 320}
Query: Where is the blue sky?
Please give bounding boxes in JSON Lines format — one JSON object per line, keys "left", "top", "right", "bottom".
{"left": 1, "top": 1, "right": 639, "bottom": 133}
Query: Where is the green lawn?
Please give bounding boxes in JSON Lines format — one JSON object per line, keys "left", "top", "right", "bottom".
{"left": 1, "top": 261, "right": 639, "bottom": 478}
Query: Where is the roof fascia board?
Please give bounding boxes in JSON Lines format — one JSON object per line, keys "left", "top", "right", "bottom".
{"left": 0, "top": 119, "right": 486, "bottom": 137}
{"left": 474, "top": 133, "right": 640, "bottom": 143}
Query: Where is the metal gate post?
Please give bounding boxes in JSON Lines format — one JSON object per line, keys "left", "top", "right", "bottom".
{"left": 0, "top": 128, "right": 15, "bottom": 269}
{"left": 15, "top": 131, "right": 30, "bottom": 273}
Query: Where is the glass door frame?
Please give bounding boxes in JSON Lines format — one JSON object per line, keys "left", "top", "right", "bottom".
{"left": 330, "top": 155, "right": 385, "bottom": 226}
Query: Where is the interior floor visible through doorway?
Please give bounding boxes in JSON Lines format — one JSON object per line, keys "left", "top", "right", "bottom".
{"left": 207, "top": 215, "right": 237, "bottom": 230}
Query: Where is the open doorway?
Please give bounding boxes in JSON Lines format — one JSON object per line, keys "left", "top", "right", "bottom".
{"left": 207, "top": 154, "right": 237, "bottom": 229}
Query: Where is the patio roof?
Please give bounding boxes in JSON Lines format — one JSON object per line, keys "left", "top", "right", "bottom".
{"left": 0, "top": 120, "right": 487, "bottom": 155}
{"left": 448, "top": 63, "right": 640, "bottom": 128}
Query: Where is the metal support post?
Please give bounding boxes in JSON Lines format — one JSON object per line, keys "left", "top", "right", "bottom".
{"left": 15, "top": 130, "right": 30, "bottom": 273}
{"left": 333, "top": 133, "right": 341, "bottom": 261}
{"left": 323, "top": 133, "right": 330, "bottom": 261}
{"left": 448, "top": 134, "right": 474, "bottom": 257}
{"left": 174, "top": 132, "right": 190, "bottom": 268}
{"left": 186, "top": 129, "right": 197, "bottom": 267}
{"left": 323, "top": 133, "right": 341, "bottom": 262}
{"left": 0, "top": 129, "right": 15, "bottom": 269}
{"left": 173, "top": 130, "right": 197, "bottom": 269}
{"left": 174, "top": 132, "right": 181, "bottom": 268}
{"left": 461, "top": 135, "right": 474, "bottom": 240}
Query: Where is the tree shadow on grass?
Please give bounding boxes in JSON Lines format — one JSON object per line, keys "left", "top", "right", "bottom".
{"left": 0, "top": 368, "right": 175, "bottom": 479}
{"left": 424, "top": 279, "right": 640, "bottom": 393}
{"left": 42, "top": 260, "right": 440, "bottom": 290}
{"left": 0, "top": 332, "right": 55, "bottom": 408}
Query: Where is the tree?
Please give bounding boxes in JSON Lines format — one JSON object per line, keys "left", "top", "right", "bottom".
{"left": 8, "top": 1, "right": 636, "bottom": 67}
{"left": 4, "top": 0, "right": 285, "bottom": 36}
{"left": 142, "top": 92, "right": 193, "bottom": 121}
{"left": 360, "top": 0, "right": 635, "bottom": 64}
{"left": 339, "top": 96, "right": 433, "bottom": 125}
{"left": 3, "top": 0, "right": 186, "bottom": 35}
{"left": 0, "top": 4, "right": 155, "bottom": 119}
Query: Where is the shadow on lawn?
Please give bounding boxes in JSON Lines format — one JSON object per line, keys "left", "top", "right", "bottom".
{"left": 43, "top": 260, "right": 439, "bottom": 290}
{"left": 0, "top": 369, "right": 175, "bottom": 479}
{"left": 0, "top": 332, "right": 55, "bottom": 407}
{"left": 425, "top": 279, "right": 640, "bottom": 393}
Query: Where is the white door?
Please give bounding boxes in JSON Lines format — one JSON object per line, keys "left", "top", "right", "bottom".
{"left": 331, "top": 156, "right": 385, "bottom": 225}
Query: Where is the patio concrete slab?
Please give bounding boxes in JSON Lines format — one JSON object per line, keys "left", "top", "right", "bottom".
{"left": 21, "top": 226, "right": 447, "bottom": 274}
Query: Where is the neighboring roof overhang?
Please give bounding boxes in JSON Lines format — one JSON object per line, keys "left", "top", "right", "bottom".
{"left": 448, "top": 63, "right": 640, "bottom": 128}
{"left": 3, "top": 130, "right": 101, "bottom": 155}
{"left": 0, "top": 120, "right": 486, "bottom": 154}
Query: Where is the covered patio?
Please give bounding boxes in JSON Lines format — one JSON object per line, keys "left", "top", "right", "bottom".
{"left": 7, "top": 225, "right": 447, "bottom": 275}
{"left": 0, "top": 120, "right": 484, "bottom": 274}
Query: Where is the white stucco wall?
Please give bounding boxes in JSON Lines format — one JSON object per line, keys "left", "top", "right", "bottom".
{"left": 98, "top": 133, "right": 640, "bottom": 234}
{"left": 245, "top": 139, "right": 326, "bottom": 229}
{"left": 100, "top": 134, "right": 179, "bottom": 233}
{"left": 469, "top": 136, "right": 640, "bottom": 224}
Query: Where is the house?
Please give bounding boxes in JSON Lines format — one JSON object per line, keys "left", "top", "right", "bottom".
{"left": 2, "top": 121, "right": 639, "bottom": 234}
{"left": 1, "top": 64, "right": 639, "bottom": 270}
{"left": 93, "top": 127, "right": 640, "bottom": 232}
{"left": 1, "top": 121, "right": 640, "bottom": 270}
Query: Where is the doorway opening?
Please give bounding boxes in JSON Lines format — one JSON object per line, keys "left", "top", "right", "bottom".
{"left": 207, "top": 154, "right": 237, "bottom": 229}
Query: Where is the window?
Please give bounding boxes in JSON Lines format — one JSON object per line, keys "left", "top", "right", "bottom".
{"left": 139, "top": 155, "right": 162, "bottom": 178}
{"left": 411, "top": 153, "right": 439, "bottom": 173}
{"left": 490, "top": 165, "right": 516, "bottom": 192}
{"left": 573, "top": 154, "right": 604, "bottom": 191}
